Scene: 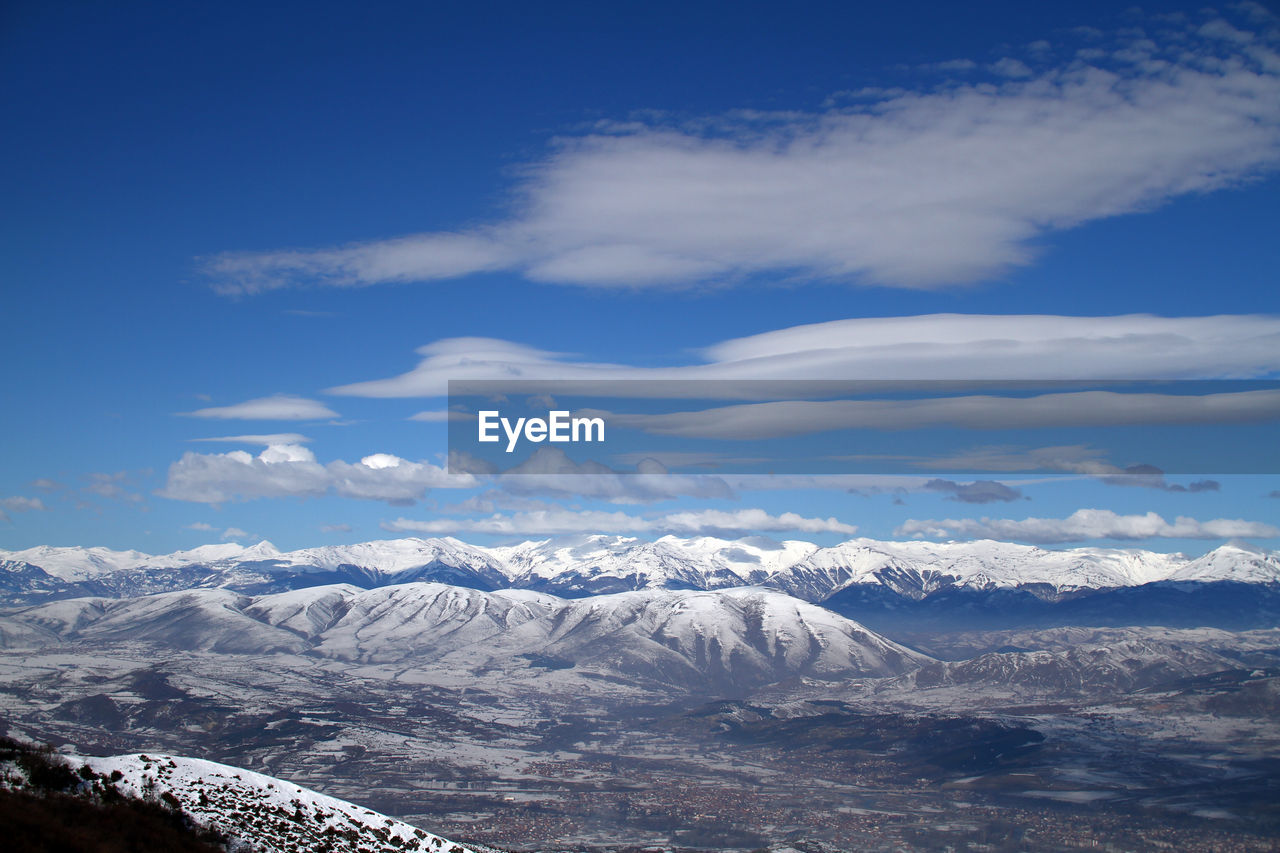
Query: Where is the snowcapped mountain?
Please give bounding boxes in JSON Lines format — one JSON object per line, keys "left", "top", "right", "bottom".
{"left": 0, "top": 545, "right": 164, "bottom": 581}
{"left": 268, "top": 537, "right": 511, "bottom": 586}
{"left": 517, "top": 586, "right": 928, "bottom": 688}
{"left": 0, "top": 538, "right": 513, "bottom": 604}
{"left": 490, "top": 533, "right": 818, "bottom": 595}
{"left": 0, "top": 542, "right": 281, "bottom": 581}
{"left": 1, "top": 536, "right": 1276, "bottom": 617}
{"left": 76, "top": 752, "right": 477, "bottom": 853}
{"left": 0, "top": 582, "right": 927, "bottom": 689}
{"left": 763, "top": 538, "right": 1189, "bottom": 603}
{"left": 1165, "top": 542, "right": 1280, "bottom": 584}
{"left": 18, "top": 588, "right": 313, "bottom": 654}
{"left": 297, "top": 584, "right": 562, "bottom": 663}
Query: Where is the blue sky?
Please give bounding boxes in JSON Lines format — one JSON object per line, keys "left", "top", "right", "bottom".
{"left": 2, "top": 0, "right": 1279, "bottom": 554}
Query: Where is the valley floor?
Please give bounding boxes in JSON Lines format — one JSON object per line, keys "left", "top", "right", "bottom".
{"left": 1, "top": 633, "right": 1278, "bottom": 852}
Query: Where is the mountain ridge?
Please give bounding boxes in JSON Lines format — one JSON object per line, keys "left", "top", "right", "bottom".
{"left": 0, "top": 582, "right": 929, "bottom": 690}
{"left": 3, "top": 536, "right": 1275, "bottom": 610}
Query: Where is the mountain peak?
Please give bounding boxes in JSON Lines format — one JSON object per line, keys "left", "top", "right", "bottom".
{"left": 241, "top": 540, "right": 281, "bottom": 558}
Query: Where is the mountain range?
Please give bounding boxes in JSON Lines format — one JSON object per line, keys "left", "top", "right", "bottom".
{"left": 0, "top": 583, "right": 928, "bottom": 690}
{"left": 3, "top": 535, "right": 1277, "bottom": 632}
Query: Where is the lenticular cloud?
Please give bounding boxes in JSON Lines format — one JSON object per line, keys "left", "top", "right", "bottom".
{"left": 209, "top": 9, "right": 1280, "bottom": 294}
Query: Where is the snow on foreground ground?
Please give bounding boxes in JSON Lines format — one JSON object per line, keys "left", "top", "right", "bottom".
{"left": 79, "top": 752, "right": 482, "bottom": 853}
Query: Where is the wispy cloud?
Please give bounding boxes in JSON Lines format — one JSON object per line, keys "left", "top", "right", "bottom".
{"left": 592, "top": 389, "right": 1280, "bottom": 440}
{"left": 385, "top": 506, "right": 857, "bottom": 537}
{"left": 0, "top": 496, "right": 47, "bottom": 524}
{"left": 895, "top": 509, "right": 1279, "bottom": 543}
{"left": 180, "top": 395, "right": 338, "bottom": 421}
{"left": 988, "top": 57, "right": 1033, "bottom": 78}
{"left": 83, "top": 471, "right": 147, "bottom": 505}
{"left": 904, "top": 447, "right": 1228, "bottom": 491}
{"left": 452, "top": 446, "right": 736, "bottom": 504}
{"left": 184, "top": 521, "right": 252, "bottom": 541}
{"left": 328, "top": 314, "right": 1280, "bottom": 398}
{"left": 189, "top": 433, "right": 312, "bottom": 445}
{"left": 407, "top": 410, "right": 469, "bottom": 423}
{"left": 208, "top": 10, "right": 1280, "bottom": 294}
{"left": 923, "top": 479, "right": 1024, "bottom": 504}
{"left": 1092, "top": 465, "right": 1221, "bottom": 493}
{"left": 1, "top": 496, "right": 47, "bottom": 513}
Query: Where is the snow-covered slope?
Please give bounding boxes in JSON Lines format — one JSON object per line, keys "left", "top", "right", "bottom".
{"left": 302, "top": 584, "right": 561, "bottom": 662}
{"left": 16, "top": 588, "right": 312, "bottom": 654}
{"left": 0, "top": 542, "right": 282, "bottom": 581}
{"left": 491, "top": 533, "right": 818, "bottom": 595}
{"left": 80, "top": 752, "right": 476, "bottom": 853}
{"left": 1165, "top": 542, "right": 1280, "bottom": 584}
{"left": 270, "top": 537, "right": 512, "bottom": 586}
{"left": 0, "top": 582, "right": 927, "bottom": 689}
{"left": 764, "top": 538, "right": 1191, "bottom": 602}
{"left": 0, "top": 545, "right": 166, "bottom": 581}
{"left": 517, "top": 585, "right": 929, "bottom": 687}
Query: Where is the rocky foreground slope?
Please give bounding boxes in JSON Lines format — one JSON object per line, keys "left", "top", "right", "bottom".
{"left": 0, "top": 736, "right": 479, "bottom": 853}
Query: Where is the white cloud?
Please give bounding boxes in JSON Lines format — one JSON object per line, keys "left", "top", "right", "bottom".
{"left": 923, "top": 479, "right": 1024, "bottom": 504}
{"left": 189, "top": 433, "right": 312, "bottom": 445}
{"left": 83, "top": 472, "right": 147, "bottom": 505}
{"left": 158, "top": 444, "right": 474, "bottom": 505}
{"left": 989, "top": 57, "right": 1034, "bottom": 77}
{"left": 384, "top": 506, "right": 857, "bottom": 537}
{"left": 443, "top": 491, "right": 560, "bottom": 514}
{"left": 208, "top": 12, "right": 1280, "bottom": 294}
{"left": 608, "top": 451, "right": 771, "bottom": 469}
{"left": 328, "top": 314, "right": 1280, "bottom": 398}
{"left": 180, "top": 395, "right": 338, "bottom": 421}
{"left": 358, "top": 453, "right": 402, "bottom": 470}
{"left": 1, "top": 496, "right": 46, "bottom": 513}
{"left": 593, "top": 388, "right": 1280, "bottom": 440}
{"left": 895, "top": 508, "right": 1279, "bottom": 543}
{"left": 320, "top": 523, "right": 353, "bottom": 533}
{"left": 721, "top": 474, "right": 936, "bottom": 494}
{"left": 0, "top": 496, "right": 46, "bottom": 523}
{"left": 696, "top": 315, "right": 1280, "bottom": 382}
{"left": 921, "top": 59, "right": 978, "bottom": 73}
{"left": 162, "top": 443, "right": 731, "bottom": 508}
{"left": 407, "top": 410, "right": 468, "bottom": 422}
{"left": 1199, "top": 19, "right": 1255, "bottom": 44}
{"left": 183, "top": 521, "right": 252, "bottom": 541}
{"left": 889, "top": 446, "right": 1224, "bottom": 490}
{"left": 450, "top": 446, "right": 736, "bottom": 504}
{"left": 894, "top": 444, "right": 1114, "bottom": 473}
{"left": 326, "top": 454, "right": 469, "bottom": 502}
